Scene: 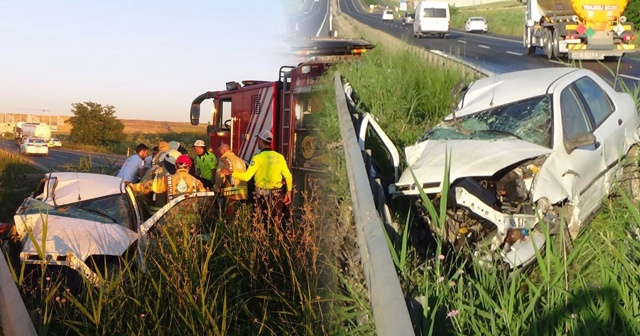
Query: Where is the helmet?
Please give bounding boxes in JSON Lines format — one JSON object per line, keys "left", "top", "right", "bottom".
{"left": 194, "top": 139, "right": 206, "bottom": 147}
{"left": 175, "top": 154, "right": 192, "bottom": 169}
{"left": 160, "top": 149, "right": 181, "bottom": 165}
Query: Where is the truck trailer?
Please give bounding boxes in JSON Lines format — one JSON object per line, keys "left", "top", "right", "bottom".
{"left": 14, "top": 122, "right": 52, "bottom": 145}
{"left": 189, "top": 38, "right": 374, "bottom": 208}
{"left": 523, "top": 0, "right": 635, "bottom": 60}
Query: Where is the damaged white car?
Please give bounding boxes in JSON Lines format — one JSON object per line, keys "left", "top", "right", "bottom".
{"left": 3, "top": 172, "right": 216, "bottom": 289}
{"left": 390, "top": 67, "right": 640, "bottom": 268}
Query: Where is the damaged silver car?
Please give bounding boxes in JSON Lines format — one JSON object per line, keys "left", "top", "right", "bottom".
{"left": 3, "top": 172, "right": 216, "bottom": 289}
{"left": 390, "top": 67, "right": 640, "bottom": 268}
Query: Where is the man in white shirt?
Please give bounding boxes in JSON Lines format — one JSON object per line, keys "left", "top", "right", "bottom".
{"left": 117, "top": 143, "right": 149, "bottom": 182}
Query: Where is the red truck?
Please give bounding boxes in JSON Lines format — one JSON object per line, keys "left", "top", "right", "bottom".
{"left": 189, "top": 38, "right": 374, "bottom": 206}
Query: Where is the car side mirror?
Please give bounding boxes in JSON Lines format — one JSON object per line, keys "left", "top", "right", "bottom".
{"left": 565, "top": 132, "right": 597, "bottom": 153}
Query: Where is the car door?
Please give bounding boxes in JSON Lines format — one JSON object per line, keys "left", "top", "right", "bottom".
{"left": 552, "top": 77, "right": 607, "bottom": 220}
{"left": 572, "top": 75, "right": 629, "bottom": 190}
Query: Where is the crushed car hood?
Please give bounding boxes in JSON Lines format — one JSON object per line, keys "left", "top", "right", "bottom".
{"left": 18, "top": 215, "right": 138, "bottom": 261}
{"left": 394, "top": 139, "right": 552, "bottom": 195}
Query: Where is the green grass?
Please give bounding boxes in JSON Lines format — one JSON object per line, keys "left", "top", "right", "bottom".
{"left": 0, "top": 152, "right": 43, "bottom": 222}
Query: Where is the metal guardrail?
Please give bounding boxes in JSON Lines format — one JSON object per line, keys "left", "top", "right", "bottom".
{"left": 333, "top": 72, "right": 414, "bottom": 335}
{"left": 0, "top": 252, "right": 38, "bottom": 335}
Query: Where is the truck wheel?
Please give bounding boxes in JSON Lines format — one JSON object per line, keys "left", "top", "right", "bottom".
{"left": 552, "top": 29, "right": 561, "bottom": 59}
{"left": 543, "top": 29, "right": 553, "bottom": 59}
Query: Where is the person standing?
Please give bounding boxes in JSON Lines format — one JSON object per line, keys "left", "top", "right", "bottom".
{"left": 117, "top": 143, "right": 149, "bottom": 183}
{"left": 213, "top": 143, "right": 248, "bottom": 217}
{"left": 220, "top": 130, "right": 292, "bottom": 224}
{"left": 194, "top": 139, "right": 217, "bottom": 189}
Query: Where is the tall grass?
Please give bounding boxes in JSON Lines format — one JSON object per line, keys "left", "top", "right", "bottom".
{"left": 8, "top": 193, "right": 342, "bottom": 335}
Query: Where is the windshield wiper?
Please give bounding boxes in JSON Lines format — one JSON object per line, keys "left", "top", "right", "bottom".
{"left": 79, "top": 207, "right": 118, "bottom": 223}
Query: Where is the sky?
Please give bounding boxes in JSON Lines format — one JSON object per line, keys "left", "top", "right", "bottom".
{"left": 0, "top": 1, "right": 291, "bottom": 122}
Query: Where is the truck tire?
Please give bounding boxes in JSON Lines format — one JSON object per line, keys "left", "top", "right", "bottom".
{"left": 543, "top": 28, "right": 553, "bottom": 59}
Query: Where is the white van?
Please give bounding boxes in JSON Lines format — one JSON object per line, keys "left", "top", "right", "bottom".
{"left": 413, "top": 1, "right": 450, "bottom": 39}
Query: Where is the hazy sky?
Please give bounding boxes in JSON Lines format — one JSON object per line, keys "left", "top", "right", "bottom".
{"left": 0, "top": 1, "right": 291, "bottom": 122}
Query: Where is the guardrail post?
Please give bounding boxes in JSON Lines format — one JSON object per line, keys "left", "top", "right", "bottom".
{"left": 0, "top": 253, "right": 38, "bottom": 335}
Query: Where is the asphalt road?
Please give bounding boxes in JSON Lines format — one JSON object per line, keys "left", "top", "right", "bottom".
{"left": 338, "top": 0, "right": 640, "bottom": 86}
{"left": 0, "top": 139, "right": 127, "bottom": 173}
{"left": 290, "top": 0, "right": 332, "bottom": 38}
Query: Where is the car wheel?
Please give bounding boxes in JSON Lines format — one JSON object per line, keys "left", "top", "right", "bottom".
{"left": 621, "top": 145, "right": 640, "bottom": 201}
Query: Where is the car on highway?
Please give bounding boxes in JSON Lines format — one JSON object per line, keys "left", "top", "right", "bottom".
{"left": 465, "top": 16, "right": 488, "bottom": 33}
{"left": 20, "top": 137, "right": 49, "bottom": 156}
{"left": 48, "top": 138, "right": 62, "bottom": 148}
{"left": 382, "top": 9, "right": 394, "bottom": 21}
{"left": 402, "top": 13, "right": 415, "bottom": 25}
{"left": 4, "top": 172, "right": 216, "bottom": 290}
{"left": 391, "top": 67, "right": 640, "bottom": 269}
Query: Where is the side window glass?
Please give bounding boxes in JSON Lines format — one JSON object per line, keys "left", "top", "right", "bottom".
{"left": 560, "top": 86, "right": 591, "bottom": 141}
{"left": 218, "top": 99, "right": 232, "bottom": 131}
{"left": 574, "top": 76, "right": 613, "bottom": 126}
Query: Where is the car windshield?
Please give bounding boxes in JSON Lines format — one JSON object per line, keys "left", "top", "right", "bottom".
{"left": 418, "top": 95, "right": 553, "bottom": 148}
{"left": 470, "top": 17, "right": 485, "bottom": 22}
{"left": 385, "top": 10, "right": 393, "bottom": 14}
{"left": 31, "top": 139, "right": 45, "bottom": 144}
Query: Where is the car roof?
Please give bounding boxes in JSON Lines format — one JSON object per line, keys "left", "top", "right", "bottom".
{"left": 36, "top": 172, "right": 125, "bottom": 207}
{"left": 455, "top": 67, "right": 579, "bottom": 117}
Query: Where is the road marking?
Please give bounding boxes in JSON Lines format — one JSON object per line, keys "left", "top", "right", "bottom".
{"left": 314, "top": 0, "right": 329, "bottom": 37}
{"left": 57, "top": 155, "right": 70, "bottom": 159}
{"left": 506, "top": 51, "right": 523, "bottom": 56}
{"left": 619, "top": 74, "right": 640, "bottom": 81}
{"left": 478, "top": 45, "right": 489, "bottom": 49}
{"left": 458, "top": 40, "right": 467, "bottom": 44}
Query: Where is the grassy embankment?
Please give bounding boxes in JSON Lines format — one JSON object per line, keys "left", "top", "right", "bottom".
{"left": 323, "top": 7, "right": 640, "bottom": 335}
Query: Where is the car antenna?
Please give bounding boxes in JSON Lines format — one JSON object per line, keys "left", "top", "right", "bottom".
{"left": 76, "top": 172, "right": 81, "bottom": 201}
{"left": 450, "top": 80, "right": 471, "bottom": 135}
{"left": 489, "top": 72, "right": 497, "bottom": 107}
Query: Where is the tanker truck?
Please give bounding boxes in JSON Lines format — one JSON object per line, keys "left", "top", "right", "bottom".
{"left": 523, "top": 0, "right": 635, "bottom": 60}
{"left": 14, "top": 122, "right": 52, "bottom": 145}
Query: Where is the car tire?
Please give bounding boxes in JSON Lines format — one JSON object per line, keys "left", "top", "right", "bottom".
{"left": 621, "top": 145, "right": 640, "bottom": 201}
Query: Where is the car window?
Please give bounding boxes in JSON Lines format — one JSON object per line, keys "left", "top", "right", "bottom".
{"left": 420, "top": 95, "right": 553, "bottom": 148}
{"left": 573, "top": 76, "right": 613, "bottom": 127}
{"left": 560, "top": 87, "right": 591, "bottom": 141}
{"left": 423, "top": 8, "right": 447, "bottom": 18}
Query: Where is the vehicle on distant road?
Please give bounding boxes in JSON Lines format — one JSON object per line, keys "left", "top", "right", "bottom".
{"left": 14, "top": 122, "right": 51, "bottom": 146}
{"left": 48, "top": 138, "right": 62, "bottom": 148}
{"left": 382, "top": 10, "right": 394, "bottom": 21}
{"left": 20, "top": 137, "right": 48, "bottom": 156}
{"left": 523, "top": 0, "right": 635, "bottom": 60}
{"left": 3, "top": 172, "right": 217, "bottom": 289}
{"left": 413, "top": 1, "right": 450, "bottom": 38}
{"left": 389, "top": 67, "right": 640, "bottom": 269}
{"left": 465, "top": 16, "right": 487, "bottom": 33}
{"left": 402, "top": 13, "right": 415, "bottom": 26}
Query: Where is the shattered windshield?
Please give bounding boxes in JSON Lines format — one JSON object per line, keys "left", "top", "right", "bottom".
{"left": 418, "top": 95, "right": 553, "bottom": 148}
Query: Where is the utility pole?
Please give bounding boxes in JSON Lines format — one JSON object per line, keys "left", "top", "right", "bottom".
{"left": 40, "top": 109, "right": 50, "bottom": 124}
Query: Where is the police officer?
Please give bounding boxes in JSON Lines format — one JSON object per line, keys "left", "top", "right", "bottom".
{"left": 220, "top": 130, "right": 292, "bottom": 223}
{"left": 130, "top": 154, "right": 205, "bottom": 200}
{"left": 194, "top": 139, "right": 217, "bottom": 190}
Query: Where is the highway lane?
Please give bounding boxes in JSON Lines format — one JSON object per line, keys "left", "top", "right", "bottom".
{"left": 0, "top": 139, "right": 126, "bottom": 173}
{"left": 338, "top": 0, "right": 640, "bottom": 85}
{"left": 290, "top": 0, "right": 331, "bottom": 38}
